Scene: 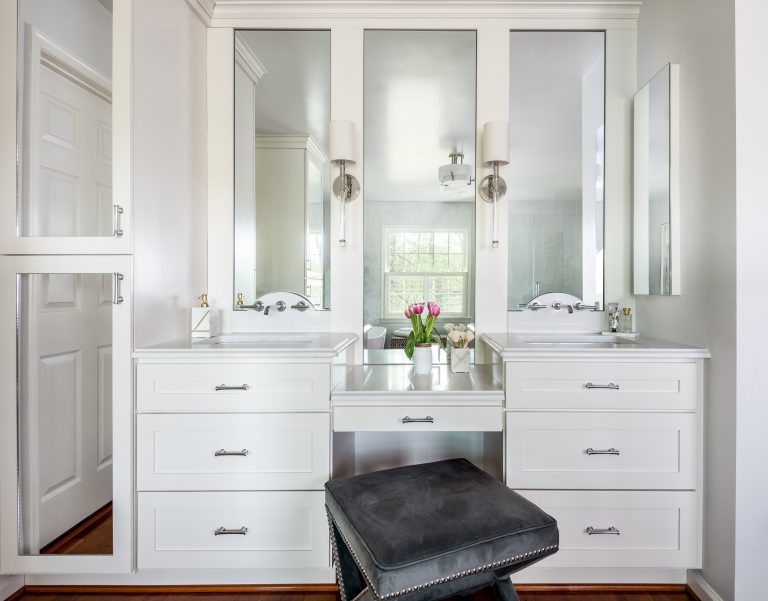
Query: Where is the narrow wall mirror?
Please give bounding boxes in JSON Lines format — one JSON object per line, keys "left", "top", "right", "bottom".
{"left": 233, "top": 30, "right": 331, "bottom": 310}
{"left": 16, "top": 0, "right": 115, "bottom": 238}
{"left": 507, "top": 31, "right": 605, "bottom": 310}
{"left": 362, "top": 30, "right": 477, "bottom": 363}
{"left": 634, "top": 63, "right": 680, "bottom": 296}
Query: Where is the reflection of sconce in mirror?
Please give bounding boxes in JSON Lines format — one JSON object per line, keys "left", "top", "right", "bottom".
{"left": 479, "top": 120, "right": 509, "bottom": 248}
{"left": 439, "top": 152, "right": 474, "bottom": 190}
{"left": 330, "top": 120, "right": 360, "bottom": 247}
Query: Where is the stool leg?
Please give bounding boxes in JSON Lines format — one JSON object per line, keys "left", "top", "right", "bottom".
{"left": 329, "top": 518, "right": 367, "bottom": 601}
{"left": 489, "top": 576, "right": 521, "bottom": 601}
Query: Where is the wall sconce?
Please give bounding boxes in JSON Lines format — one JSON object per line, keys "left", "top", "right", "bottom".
{"left": 330, "top": 119, "right": 360, "bottom": 247}
{"left": 479, "top": 120, "right": 509, "bottom": 248}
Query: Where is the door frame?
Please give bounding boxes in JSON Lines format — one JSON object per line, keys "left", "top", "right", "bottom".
{"left": 0, "top": 255, "right": 133, "bottom": 574}
{"left": 0, "top": 0, "right": 132, "bottom": 254}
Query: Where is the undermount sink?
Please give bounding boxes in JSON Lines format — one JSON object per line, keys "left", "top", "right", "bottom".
{"left": 516, "top": 333, "right": 632, "bottom": 345}
{"left": 198, "top": 333, "right": 323, "bottom": 347}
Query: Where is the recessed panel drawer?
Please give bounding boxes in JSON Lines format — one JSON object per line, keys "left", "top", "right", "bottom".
{"left": 506, "top": 412, "right": 697, "bottom": 490}
{"left": 517, "top": 490, "right": 699, "bottom": 568}
{"left": 137, "top": 413, "right": 330, "bottom": 491}
{"left": 506, "top": 361, "right": 697, "bottom": 411}
{"left": 137, "top": 363, "right": 330, "bottom": 412}
{"left": 333, "top": 405, "right": 502, "bottom": 432}
{"left": 137, "top": 491, "right": 329, "bottom": 570}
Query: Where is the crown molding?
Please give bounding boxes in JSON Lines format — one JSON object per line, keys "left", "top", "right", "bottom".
{"left": 234, "top": 36, "right": 268, "bottom": 83}
{"left": 210, "top": 1, "right": 641, "bottom": 22}
{"left": 184, "top": 0, "right": 216, "bottom": 25}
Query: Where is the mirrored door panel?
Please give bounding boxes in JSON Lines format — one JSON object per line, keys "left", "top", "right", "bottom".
{"left": 5, "top": 0, "right": 130, "bottom": 254}
{"left": 0, "top": 257, "right": 131, "bottom": 573}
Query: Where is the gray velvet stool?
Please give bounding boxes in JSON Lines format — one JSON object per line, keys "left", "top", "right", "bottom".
{"left": 325, "top": 459, "right": 559, "bottom": 601}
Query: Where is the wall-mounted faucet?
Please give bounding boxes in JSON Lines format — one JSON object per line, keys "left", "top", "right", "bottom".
{"left": 552, "top": 301, "right": 574, "bottom": 314}
{"left": 264, "top": 301, "right": 286, "bottom": 316}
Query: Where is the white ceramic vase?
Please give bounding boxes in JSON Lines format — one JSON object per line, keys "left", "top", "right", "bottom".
{"left": 450, "top": 346, "right": 470, "bottom": 373}
{"left": 412, "top": 343, "right": 433, "bottom": 375}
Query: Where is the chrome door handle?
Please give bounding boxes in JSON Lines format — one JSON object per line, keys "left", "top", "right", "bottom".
{"left": 113, "top": 204, "right": 124, "bottom": 237}
{"left": 402, "top": 416, "right": 434, "bottom": 424}
{"left": 586, "top": 448, "right": 620, "bottom": 456}
{"left": 585, "top": 382, "right": 620, "bottom": 390}
{"left": 215, "top": 384, "right": 249, "bottom": 391}
{"left": 586, "top": 526, "right": 620, "bottom": 535}
{"left": 214, "top": 449, "right": 249, "bottom": 457}
{"left": 112, "top": 273, "right": 124, "bottom": 305}
{"left": 214, "top": 527, "right": 248, "bottom": 536}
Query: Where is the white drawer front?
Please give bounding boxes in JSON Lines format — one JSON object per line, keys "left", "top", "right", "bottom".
{"left": 137, "top": 363, "right": 330, "bottom": 412}
{"left": 506, "top": 412, "right": 696, "bottom": 490}
{"left": 518, "top": 490, "right": 699, "bottom": 568}
{"left": 137, "top": 413, "right": 330, "bottom": 491}
{"left": 138, "top": 491, "right": 329, "bottom": 570}
{"left": 506, "top": 361, "right": 697, "bottom": 411}
{"left": 333, "top": 405, "right": 502, "bottom": 432}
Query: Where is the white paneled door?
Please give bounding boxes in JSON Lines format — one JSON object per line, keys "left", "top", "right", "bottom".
{"left": 18, "top": 272, "right": 113, "bottom": 553}
{"left": 0, "top": 256, "right": 132, "bottom": 574}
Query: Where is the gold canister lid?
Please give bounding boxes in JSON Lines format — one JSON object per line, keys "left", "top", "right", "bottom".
{"left": 622, "top": 307, "right": 631, "bottom": 315}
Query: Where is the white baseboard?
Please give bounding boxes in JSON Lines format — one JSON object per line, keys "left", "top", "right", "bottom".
{"left": 688, "top": 570, "right": 726, "bottom": 601}
{"left": 0, "top": 575, "right": 23, "bottom": 601}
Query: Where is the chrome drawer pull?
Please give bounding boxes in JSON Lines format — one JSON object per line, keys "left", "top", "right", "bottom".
{"left": 586, "top": 526, "right": 620, "bottom": 536}
{"left": 402, "top": 416, "right": 434, "bottom": 424}
{"left": 215, "top": 384, "right": 249, "bottom": 391}
{"left": 214, "top": 527, "right": 248, "bottom": 536}
{"left": 585, "top": 382, "right": 620, "bottom": 390}
{"left": 214, "top": 449, "right": 249, "bottom": 457}
{"left": 586, "top": 447, "right": 620, "bottom": 456}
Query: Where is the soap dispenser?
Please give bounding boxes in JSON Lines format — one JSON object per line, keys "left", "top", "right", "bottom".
{"left": 191, "top": 293, "right": 212, "bottom": 338}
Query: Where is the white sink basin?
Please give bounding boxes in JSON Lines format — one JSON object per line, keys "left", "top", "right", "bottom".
{"left": 517, "top": 333, "right": 631, "bottom": 345}
{"left": 199, "top": 333, "right": 323, "bottom": 348}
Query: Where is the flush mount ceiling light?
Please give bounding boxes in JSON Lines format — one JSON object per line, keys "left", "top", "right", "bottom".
{"left": 439, "top": 152, "right": 474, "bottom": 190}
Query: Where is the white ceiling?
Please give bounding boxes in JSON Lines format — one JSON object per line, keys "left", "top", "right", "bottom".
{"left": 364, "top": 30, "right": 477, "bottom": 203}
{"left": 508, "top": 31, "right": 604, "bottom": 203}
{"left": 236, "top": 30, "right": 331, "bottom": 154}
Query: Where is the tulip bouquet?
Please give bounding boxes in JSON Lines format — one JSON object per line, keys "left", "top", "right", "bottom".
{"left": 404, "top": 301, "right": 446, "bottom": 360}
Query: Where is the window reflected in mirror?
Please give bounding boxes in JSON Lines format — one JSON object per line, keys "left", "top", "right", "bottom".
{"left": 507, "top": 31, "right": 605, "bottom": 310}
{"left": 233, "top": 30, "right": 331, "bottom": 310}
{"left": 16, "top": 0, "right": 114, "bottom": 237}
{"left": 17, "top": 273, "right": 113, "bottom": 555}
{"left": 363, "top": 30, "right": 477, "bottom": 363}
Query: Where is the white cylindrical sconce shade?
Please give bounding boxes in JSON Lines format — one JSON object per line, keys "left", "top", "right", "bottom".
{"left": 482, "top": 120, "right": 510, "bottom": 165}
{"left": 330, "top": 119, "right": 357, "bottom": 164}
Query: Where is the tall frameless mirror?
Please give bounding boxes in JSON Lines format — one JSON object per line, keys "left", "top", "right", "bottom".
{"left": 363, "top": 30, "right": 477, "bottom": 363}
{"left": 17, "top": 273, "right": 113, "bottom": 555}
{"left": 233, "top": 30, "right": 332, "bottom": 309}
{"left": 634, "top": 63, "right": 679, "bottom": 296}
{"left": 16, "top": 0, "right": 115, "bottom": 237}
{"left": 507, "top": 31, "right": 605, "bottom": 310}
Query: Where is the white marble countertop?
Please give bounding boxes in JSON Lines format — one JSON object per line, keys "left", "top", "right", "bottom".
{"left": 133, "top": 332, "right": 358, "bottom": 360}
{"left": 331, "top": 364, "right": 504, "bottom": 404}
{"left": 481, "top": 332, "right": 710, "bottom": 360}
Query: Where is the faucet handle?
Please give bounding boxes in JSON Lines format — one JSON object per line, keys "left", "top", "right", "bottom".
{"left": 276, "top": 301, "right": 287, "bottom": 312}
{"left": 575, "top": 301, "right": 601, "bottom": 312}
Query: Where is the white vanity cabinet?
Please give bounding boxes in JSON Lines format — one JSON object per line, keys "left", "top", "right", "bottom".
{"left": 502, "top": 356, "right": 705, "bottom": 573}
{"left": 133, "top": 348, "right": 350, "bottom": 579}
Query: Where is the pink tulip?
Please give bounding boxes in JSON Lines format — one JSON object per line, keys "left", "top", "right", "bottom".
{"left": 428, "top": 303, "right": 441, "bottom": 317}
{"left": 405, "top": 307, "right": 412, "bottom": 318}
{"left": 411, "top": 303, "right": 424, "bottom": 315}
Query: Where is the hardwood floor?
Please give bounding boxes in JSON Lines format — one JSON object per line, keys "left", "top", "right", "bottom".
{"left": 13, "top": 591, "right": 697, "bottom": 601}
{"left": 40, "top": 503, "right": 113, "bottom": 555}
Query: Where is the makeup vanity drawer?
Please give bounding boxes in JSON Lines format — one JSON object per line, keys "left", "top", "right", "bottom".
{"left": 516, "top": 490, "right": 699, "bottom": 568}
{"left": 505, "top": 361, "right": 697, "bottom": 411}
{"left": 137, "top": 491, "right": 329, "bottom": 570}
{"left": 333, "top": 405, "right": 502, "bottom": 432}
{"left": 137, "top": 413, "right": 330, "bottom": 491}
{"left": 506, "top": 412, "right": 697, "bottom": 490}
{"left": 137, "top": 363, "right": 331, "bottom": 412}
